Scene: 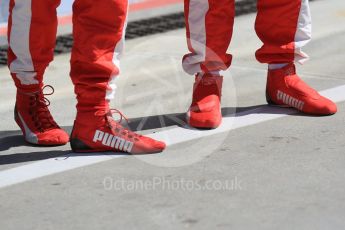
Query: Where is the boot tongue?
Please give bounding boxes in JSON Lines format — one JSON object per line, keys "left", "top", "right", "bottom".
{"left": 16, "top": 90, "right": 39, "bottom": 102}
{"left": 106, "top": 110, "right": 113, "bottom": 117}
{"left": 195, "top": 95, "right": 219, "bottom": 112}
{"left": 196, "top": 73, "right": 221, "bottom": 86}
{"left": 102, "top": 110, "right": 125, "bottom": 126}
{"left": 93, "top": 108, "right": 111, "bottom": 117}
{"left": 283, "top": 64, "right": 296, "bottom": 76}
{"left": 269, "top": 63, "right": 296, "bottom": 77}
{"left": 31, "top": 92, "right": 58, "bottom": 130}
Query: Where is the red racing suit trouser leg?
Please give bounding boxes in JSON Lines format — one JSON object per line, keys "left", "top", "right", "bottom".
{"left": 7, "top": 0, "right": 61, "bottom": 93}
{"left": 183, "top": 0, "right": 235, "bottom": 75}
{"left": 70, "top": 0, "right": 128, "bottom": 113}
{"left": 182, "top": 0, "right": 312, "bottom": 75}
{"left": 7, "top": 0, "right": 128, "bottom": 113}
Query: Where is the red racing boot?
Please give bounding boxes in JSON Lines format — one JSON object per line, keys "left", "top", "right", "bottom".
{"left": 266, "top": 63, "right": 337, "bottom": 115}
{"left": 15, "top": 86, "right": 69, "bottom": 146}
{"left": 187, "top": 73, "right": 223, "bottom": 129}
{"left": 70, "top": 109, "right": 166, "bottom": 154}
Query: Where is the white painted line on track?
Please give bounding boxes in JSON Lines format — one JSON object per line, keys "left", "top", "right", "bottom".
{"left": 0, "top": 85, "right": 345, "bottom": 189}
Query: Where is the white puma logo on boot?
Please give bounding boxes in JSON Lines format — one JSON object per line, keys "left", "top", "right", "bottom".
{"left": 93, "top": 130, "right": 134, "bottom": 153}
{"left": 277, "top": 90, "right": 305, "bottom": 110}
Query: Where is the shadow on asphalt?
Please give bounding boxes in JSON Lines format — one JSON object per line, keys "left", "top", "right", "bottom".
{"left": 0, "top": 104, "right": 302, "bottom": 165}
{"left": 127, "top": 104, "right": 307, "bottom": 131}
{"left": 126, "top": 105, "right": 265, "bottom": 131}
{"left": 0, "top": 150, "right": 70, "bottom": 165}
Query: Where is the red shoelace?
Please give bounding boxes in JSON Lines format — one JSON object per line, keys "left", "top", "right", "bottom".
{"left": 28, "top": 85, "right": 58, "bottom": 132}
{"left": 95, "top": 108, "right": 141, "bottom": 142}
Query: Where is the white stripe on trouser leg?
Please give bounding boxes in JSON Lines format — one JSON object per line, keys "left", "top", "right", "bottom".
{"left": 9, "top": 0, "right": 37, "bottom": 85}
{"left": 294, "top": 0, "right": 312, "bottom": 64}
{"left": 182, "top": 0, "right": 209, "bottom": 75}
{"left": 106, "top": 5, "right": 129, "bottom": 101}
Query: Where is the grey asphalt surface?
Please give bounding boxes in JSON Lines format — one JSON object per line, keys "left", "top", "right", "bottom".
{"left": 1, "top": 0, "right": 345, "bottom": 229}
